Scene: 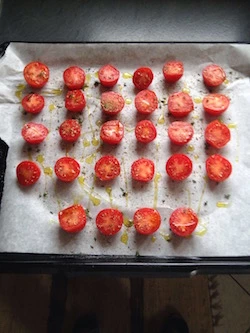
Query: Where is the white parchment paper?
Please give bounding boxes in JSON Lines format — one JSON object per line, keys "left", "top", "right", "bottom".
{"left": 0, "top": 43, "right": 250, "bottom": 256}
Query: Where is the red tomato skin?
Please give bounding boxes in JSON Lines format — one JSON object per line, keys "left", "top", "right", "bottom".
{"left": 131, "top": 158, "right": 155, "bottom": 182}
{"left": 134, "top": 89, "right": 158, "bottom": 114}
{"left": 133, "top": 67, "right": 154, "bottom": 90}
{"left": 203, "top": 94, "right": 230, "bottom": 116}
{"left": 21, "top": 122, "right": 49, "bottom": 144}
{"left": 100, "top": 120, "right": 124, "bottom": 145}
{"left": 168, "top": 121, "right": 194, "bottom": 145}
{"left": 65, "top": 90, "right": 86, "bottom": 112}
{"left": 96, "top": 208, "right": 123, "bottom": 235}
{"left": 169, "top": 207, "right": 198, "bottom": 237}
{"left": 98, "top": 64, "right": 120, "bottom": 87}
{"left": 21, "top": 93, "right": 45, "bottom": 114}
{"left": 63, "top": 66, "right": 86, "bottom": 90}
{"left": 16, "top": 161, "right": 41, "bottom": 186}
{"left": 23, "top": 61, "right": 49, "bottom": 88}
{"left": 202, "top": 64, "right": 226, "bottom": 87}
{"left": 95, "top": 155, "right": 121, "bottom": 181}
{"left": 135, "top": 120, "right": 157, "bottom": 143}
{"left": 133, "top": 208, "right": 161, "bottom": 235}
{"left": 101, "top": 91, "right": 125, "bottom": 115}
{"left": 168, "top": 92, "right": 194, "bottom": 117}
{"left": 166, "top": 154, "right": 193, "bottom": 181}
{"left": 58, "top": 204, "right": 87, "bottom": 233}
{"left": 54, "top": 157, "right": 80, "bottom": 182}
{"left": 59, "top": 119, "right": 81, "bottom": 142}
{"left": 205, "top": 120, "right": 231, "bottom": 149}
{"left": 163, "top": 61, "right": 184, "bottom": 82}
{"left": 206, "top": 154, "right": 232, "bottom": 182}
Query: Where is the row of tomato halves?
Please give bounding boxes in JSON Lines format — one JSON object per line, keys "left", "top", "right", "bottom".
{"left": 17, "top": 61, "right": 232, "bottom": 238}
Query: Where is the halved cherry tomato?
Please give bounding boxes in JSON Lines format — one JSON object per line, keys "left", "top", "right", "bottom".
{"left": 58, "top": 204, "right": 87, "bottom": 233}
{"left": 65, "top": 90, "right": 86, "bottom": 112}
{"left": 166, "top": 154, "right": 192, "bottom": 181}
{"left": 134, "top": 89, "right": 158, "bottom": 114}
{"left": 202, "top": 64, "right": 226, "bottom": 87}
{"left": 135, "top": 120, "right": 157, "bottom": 143}
{"left": 21, "top": 122, "right": 49, "bottom": 144}
{"left": 131, "top": 158, "right": 155, "bottom": 182}
{"left": 133, "top": 67, "right": 154, "bottom": 90}
{"left": 16, "top": 161, "right": 41, "bottom": 186}
{"left": 23, "top": 61, "right": 49, "bottom": 88}
{"left": 100, "top": 120, "right": 124, "bottom": 145}
{"left": 168, "top": 121, "right": 194, "bottom": 145}
{"left": 163, "top": 61, "right": 184, "bottom": 83}
{"left": 98, "top": 64, "right": 120, "bottom": 87}
{"left": 205, "top": 120, "right": 231, "bottom": 149}
{"left": 95, "top": 155, "right": 120, "bottom": 181}
{"left": 133, "top": 208, "right": 161, "bottom": 235}
{"left": 206, "top": 154, "right": 232, "bottom": 182}
{"left": 101, "top": 91, "right": 125, "bottom": 115}
{"left": 168, "top": 92, "right": 194, "bottom": 117}
{"left": 21, "top": 93, "right": 45, "bottom": 114}
{"left": 63, "top": 66, "right": 86, "bottom": 90}
{"left": 169, "top": 207, "right": 198, "bottom": 237}
{"left": 203, "top": 93, "right": 230, "bottom": 116}
{"left": 96, "top": 208, "right": 123, "bottom": 235}
{"left": 54, "top": 157, "right": 80, "bottom": 182}
{"left": 59, "top": 119, "right": 81, "bottom": 142}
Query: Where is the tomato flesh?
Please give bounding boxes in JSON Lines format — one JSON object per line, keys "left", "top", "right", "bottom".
{"left": 131, "top": 158, "right": 155, "bottom": 182}
{"left": 168, "top": 92, "right": 194, "bottom": 117}
{"left": 54, "top": 157, "right": 80, "bottom": 182}
{"left": 96, "top": 208, "right": 123, "bottom": 235}
{"left": 166, "top": 154, "right": 192, "bottom": 181}
{"left": 133, "top": 67, "right": 154, "bottom": 90}
{"left": 202, "top": 64, "right": 226, "bottom": 87}
{"left": 169, "top": 207, "right": 198, "bottom": 237}
{"left": 98, "top": 64, "right": 120, "bottom": 87}
{"left": 135, "top": 120, "right": 157, "bottom": 143}
{"left": 100, "top": 120, "right": 124, "bottom": 145}
{"left": 16, "top": 161, "right": 41, "bottom": 186}
{"left": 163, "top": 61, "right": 184, "bottom": 82}
{"left": 21, "top": 93, "right": 45, "bottom": 114}
{"left": 58, "top": 204, "right": 86, "bottom": 233}
{"left": 168, "top": 121, "right": 194, "bottom": 145}
{"left": 206, "top": 154, "right": 232, "bottom": 182}
{"left": 205, "top": 120, "right": 231, "bottom": 149}
{"left": 59, "top": 119, "right": 81, "bottom": 142}
{"left": 95, "top": 155, "right": 120, "bottom": 181}
{"left": 101, "top": 91, "right": 125, "bottom": 115}
{"left": 134, "top": 89, "right": 158, "bottom": 114}
{"left": 203, "top": 94, "right": 230, "bottom": 115}
{"left": 65, "top": 90, "right": 86, "bottom": 112}
{"left": 134, "top": 208, "right": 161, "bottom": 235}
{"left": 63, "top": 66, "right": 86, "bottom": 90}
{"left": 21, "top": 122, "right": 49, "bottom": 144}
{"left": 23, "top": 61, "right": 49, "bottom": 88}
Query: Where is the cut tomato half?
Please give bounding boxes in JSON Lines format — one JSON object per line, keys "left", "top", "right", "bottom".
{"left": 63, "top": 66, "right": 86, "bottom": 90}
{"left": 133, "top": 67, "right": 154, "bottom": 90}
{"left": 16, "top": 161, "right": 41, "bottom": 186}
{"left": 133, "top": 208, "right": 161, "bottom": 235}
{"left": 95, "top": 155, "right": 120, "bottom": 181}
{"left": 206, "top": 154, "right": 232, "bottom": 182}
{"left": 98, "top": 64, "right": 120, "bottom": 87}
{"left": 100, "top": 120, "right": 124, "bottom": 145}
{"left": 169, "top": 207, "right": 198, "bottom": 237}
{"left": 23, "top": 61, "right": 49, "bottom": 88}
{"left": 65, "top": 90, "right": 86, "bottom": 112}
{"left": 131, "top": 158, "right": 155, "bottom": 182}
{"left": 166, "top": 154, "right": 192, "bottom": 181}
{"left": 163, "top": 61, "right": 184, "bottom": 82}
{"left": 59, "top": 119, "right": 81, "bottom": 142}
{"left": 168, "top": 121, "right": 194, "bottom": 145}
{"left": 54, "top": 157, "right": 80, "bottom": 182}
{"left": 135, "top": 120, "right": 157, "bottom": 143}
{"left": 21, "top": 122, "right": 49, "bottom": 144}
{"left": 168, "top": 92, "right": 194, "bottom": 117}
{"left": 21, "top": 93, "right": 45, "bottom": 114}
{"left": 101, "top": 91, "right": 125, "bottom": 115}
{"left": 58, "top": 204, "right": 87, "bottom": 233}
{"left": 203, "top": 94, "right": 230, "bottom": 116}
{"left": 134, "top": 89, "right": 158, "bottom": 114}
{"left": 202, "top": 64, "right": 226, "bottom": 87}
{"left": 96, "top": 208, "right": 123, "bottom": 235}
{"left": 205, "top": 120, "right": 231, "bottom": 149}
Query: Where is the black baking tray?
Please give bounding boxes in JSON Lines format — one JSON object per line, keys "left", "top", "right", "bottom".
{"left": 1, "top": 0, "right": 250, "bottom": 275}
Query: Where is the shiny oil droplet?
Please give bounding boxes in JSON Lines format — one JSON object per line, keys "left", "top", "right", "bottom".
{"left": 15, "top": 84, "right": 26, "bottom": 100}
{"left": 123, "top": 217, "right": 133, "bottom": 228}
{"left": 85, "top": 154, "right": 96, "bottom": 164}
{"left": 192, "top": 115, "right": 200, "bottom": 120}
{"left": 194, "top": 97, "right": 202, "bottom": 104}
{"left": 186, "top": 145, "right": 194, "bottom": 152}
{"left": 83, "top": 139, "right": 91, "bottom": 147}
{"left": 125, "top": 127, "right": 135, "bottom": 133}
{"left": 89, "top": 194, "right": 101, "bottom": 206}
{"left": 92, "top": 137, "right": 99, "bottom": 146}
{"left": 51, "top": 89, "right": 62, "bottom": 96}
{"left": 86, "top": 73, "right": 92, "bottom": 84}
{"left": 105, "top": 187, "right": 113, "bottom": 205}
{"left": 153, "top": 173, "right": 161, "bottom": 208}
{"left": 94, "top": 71, "right": 99, "bottom": 78}
{"left": 151, "top": 236, "right": 156, "bottom": 243}
{"left": 122, "top": 72, "right": 133, "bottom": 79}
{"left": 125, "top": 98, "right": 132, "bottom": 105}
{"left": 95, "top": 120, "right": 102, "bottom": 127}
{"left": 194, "top": 154, "right": 199, "bottom": 160}
{"left": 36, "top": 154, "right": 45, "bottom": 164}
{"left": 195, "top": 224, "right": 208, "bottom": 236}
{"left": 78, "top": 176, "right": 85, "bottom": 186}
{"left": 160, "top": 232, "right": 171, "bottom": 241}
{"left": 182, "top": 87, "right": 190, "bottom": 94}
{"left": 227, "top": 123, "right": 237, "bottom": 129}
{"left": 216, "top": 201, "right": 230, "bottom": 208}
{"left": 224, "top": 79, "right": 229, "bottom": 84}
{"left": 120, "top": 231, "right": 128, "bottom": 245}
{"left": 157, "top": 114, "right": 165, "bottom": 125}
{"left": 44, "top": 167, "right": 53, "bottom": 177}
